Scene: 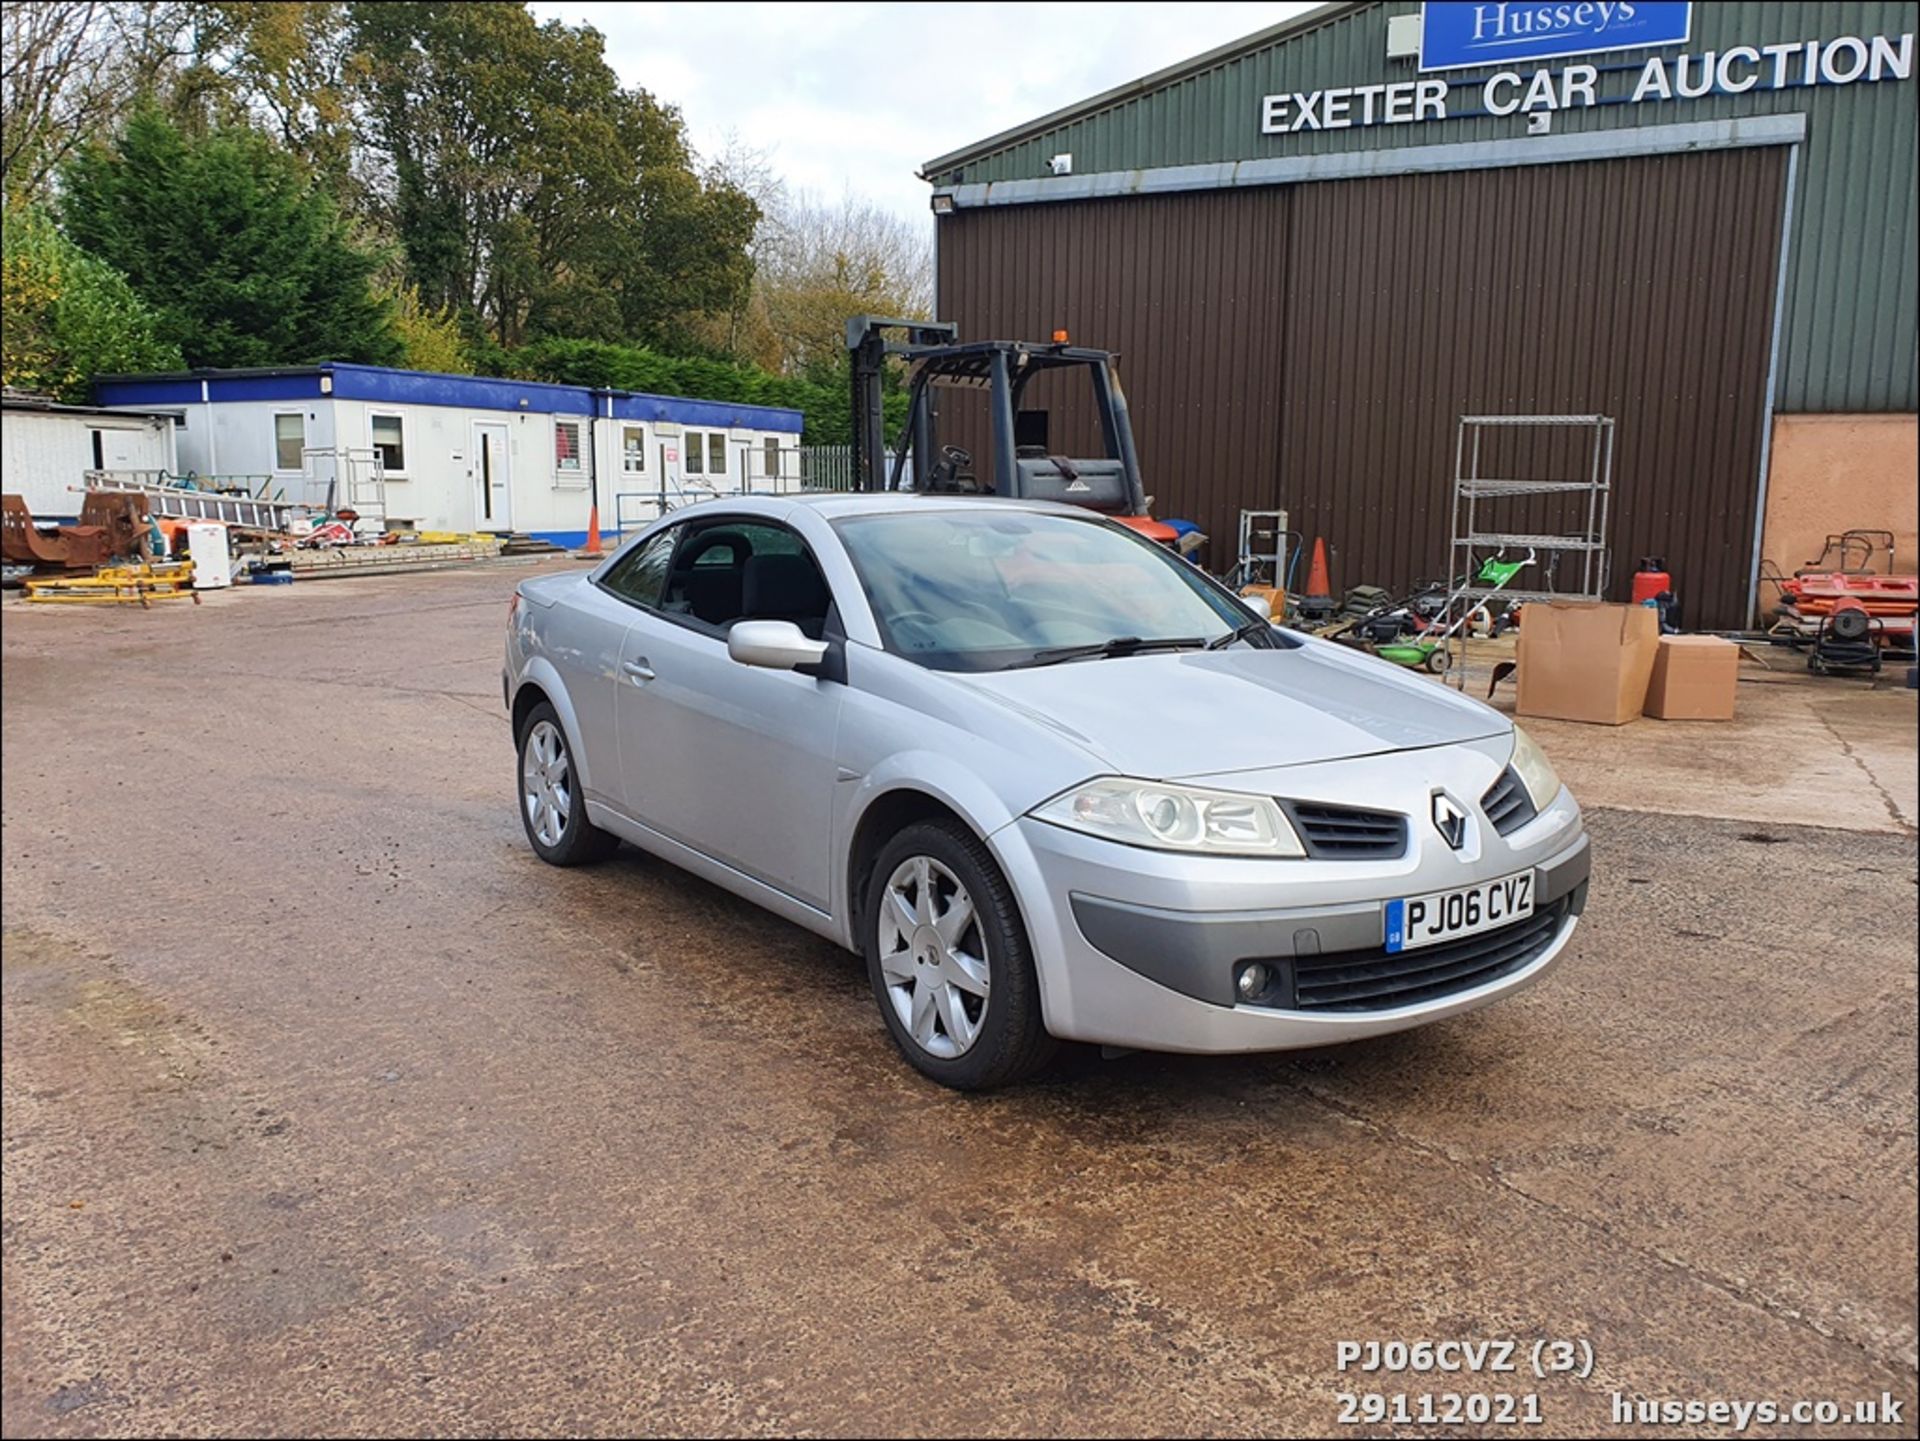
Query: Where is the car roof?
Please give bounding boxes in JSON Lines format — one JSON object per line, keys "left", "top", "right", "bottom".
{"left": 750, "top": 491, "right": 1097, "bottom": 521}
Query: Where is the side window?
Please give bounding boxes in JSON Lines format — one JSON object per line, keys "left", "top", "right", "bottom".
{"left": 658, "top": 520, "right": 831, "bottom": 637}
{"left": 274, "top": 412, "right": 306, "bottom": 472}
{"left": 597, "top": 527, "right": 678, "bottom": 609}
{"left": 554, "top": 419, "right": 584, "bottom": 475}
{"left": 370, "top": 413, "right": 406, "bottom": 472}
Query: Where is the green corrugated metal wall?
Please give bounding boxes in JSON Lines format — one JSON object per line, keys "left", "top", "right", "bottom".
{"left": 926, "top": 2, "right": 1919, "bottom": 414}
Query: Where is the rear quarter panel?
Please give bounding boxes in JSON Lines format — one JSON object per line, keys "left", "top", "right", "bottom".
{"left": 509, "top": 573, "right": 635, "bottom": 810}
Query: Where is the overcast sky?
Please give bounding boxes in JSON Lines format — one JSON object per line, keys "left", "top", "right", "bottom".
{"left": 528, "top": 2, "right": 1315, "bottom": 224}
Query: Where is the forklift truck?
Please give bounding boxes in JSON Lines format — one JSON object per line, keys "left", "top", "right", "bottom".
{"left": 846, "top": 316, "right": 1178, "bottom": 544}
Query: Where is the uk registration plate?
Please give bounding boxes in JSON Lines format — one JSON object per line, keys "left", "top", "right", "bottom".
{"left": 1384, "top": 872, "right": 1534, "bottom": 953}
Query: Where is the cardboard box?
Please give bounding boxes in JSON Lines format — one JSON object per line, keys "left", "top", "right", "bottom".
{"left": 1644, "top": 634, "right": 1739, "bottom": 720}
{"left": 1516, "top": 601, "right": 1660, "bottom": 725}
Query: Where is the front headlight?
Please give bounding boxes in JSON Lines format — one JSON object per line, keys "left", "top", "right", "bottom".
{"left": 1509, "top": 726, "right": 1562, "bottom": 810}
{"left": 1032, "top": 777, "right": 1306, "bottom": 857}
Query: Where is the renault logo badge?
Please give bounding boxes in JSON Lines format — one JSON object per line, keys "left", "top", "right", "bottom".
{"left": 1431, "top": 791, "right": 1469, "bottom": 850}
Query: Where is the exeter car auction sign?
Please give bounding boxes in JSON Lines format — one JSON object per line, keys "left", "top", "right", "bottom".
{"left": 1259, "top": 26, "right": 1913, "bottom": 134}
{"left": 1419, "top": 2, "right": 1694, "bottom": 72}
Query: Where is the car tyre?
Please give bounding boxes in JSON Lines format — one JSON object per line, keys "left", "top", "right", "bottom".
{"left": 863, "top": 819, "right": 1056, "bottom": 1091}
{"left": 516, "top": 701, "right": 618, "bottom": 866}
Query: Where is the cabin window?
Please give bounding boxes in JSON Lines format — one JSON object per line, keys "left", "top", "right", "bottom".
{"left": 621, "top": 424, "right": 646, "bottom": 474}
{"left": 370, "top": 413, "right": 406, "bottom": 473}
{"left": 274, "top": 412, "right": 306, "bottom": 472}
{"left": 554, "top": 419, "right": 585, "bottom": 475}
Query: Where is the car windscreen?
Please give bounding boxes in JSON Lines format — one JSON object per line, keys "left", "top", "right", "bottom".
{"left": 832, "top": 509, "right": 1259, "bottom": 672}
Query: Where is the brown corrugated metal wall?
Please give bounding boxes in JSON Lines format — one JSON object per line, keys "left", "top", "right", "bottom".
{"left": 937, "top": 145, "right": 1788, "bottom": 629}
{"left": 935, "top": 186, "right": 1292, "bottom": 553}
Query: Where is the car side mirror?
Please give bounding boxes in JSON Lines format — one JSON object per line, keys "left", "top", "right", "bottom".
{"left": 728, "top": 619, "right": 830, "bottom": 672}
{"left": 1240, "top": 592, "right": 1273, "bottom": 621}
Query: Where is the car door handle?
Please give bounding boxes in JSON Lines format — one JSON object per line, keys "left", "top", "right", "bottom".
{"left": 622, "top": 658, "right": 656, "bottom": 682}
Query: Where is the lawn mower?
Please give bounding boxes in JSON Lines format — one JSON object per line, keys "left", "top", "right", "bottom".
{"left": 1371, "top": 552, "right": 1535, "bottom": 674}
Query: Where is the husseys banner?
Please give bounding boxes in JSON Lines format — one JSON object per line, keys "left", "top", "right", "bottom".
{"left": 1419, "top": 2, "right": 1694, "bottom": 72}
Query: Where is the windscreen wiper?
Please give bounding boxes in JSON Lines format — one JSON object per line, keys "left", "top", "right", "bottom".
{"left": 1010, "top": 635, "right": 1211, "bottom": 669}
{"left": 1205, "top": 619, "right": 1269, "bottom": 649}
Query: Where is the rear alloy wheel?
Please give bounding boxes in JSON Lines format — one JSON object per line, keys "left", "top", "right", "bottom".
{"left": 517, "top": 702, "right": 618, "bottom": 866}
{"left": 863, "top": 820, "right": 1055, "bottom": 1090}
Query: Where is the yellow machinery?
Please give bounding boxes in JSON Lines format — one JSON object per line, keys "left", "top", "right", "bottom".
{"left": 24, "top": 561, "right": 199, "bottom": 607}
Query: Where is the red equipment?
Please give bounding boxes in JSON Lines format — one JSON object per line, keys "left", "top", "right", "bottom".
{"left": 1631, "top": 556, "right": 1672, "bottom": 606}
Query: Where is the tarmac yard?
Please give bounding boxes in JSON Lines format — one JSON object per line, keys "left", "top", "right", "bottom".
{"left": 2, "top": 562, "right": 1915, "bottom": 1438}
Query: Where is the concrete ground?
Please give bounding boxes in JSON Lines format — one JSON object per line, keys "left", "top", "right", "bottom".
{"left": 2, "top": 562, "right": 1915, "bottom": 1438}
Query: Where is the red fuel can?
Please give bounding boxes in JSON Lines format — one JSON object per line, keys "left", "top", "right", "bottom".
{"left": 1632, "top": 556, "right": 1672, "bottom": 605}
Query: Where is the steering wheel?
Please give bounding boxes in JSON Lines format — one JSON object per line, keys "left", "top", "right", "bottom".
{"left": 887, "top": 609, "right": 944, "bottom": 648}
{"left": 927, "top": 445, "right": 974, "bottom": 491}
{"left": 942, "top": 597, "right": 1010, "bottom": 627}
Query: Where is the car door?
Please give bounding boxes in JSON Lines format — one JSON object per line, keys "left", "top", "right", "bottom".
{"left": 612, "top": 516, "right": 845, "bottom": 911}
{"left": 576, "top": 526, "right": 679, "bottom": 806}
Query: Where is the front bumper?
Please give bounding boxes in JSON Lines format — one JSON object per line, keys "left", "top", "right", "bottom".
{"left": 991, "top": 741, "right": 1590, "bottom": 1054}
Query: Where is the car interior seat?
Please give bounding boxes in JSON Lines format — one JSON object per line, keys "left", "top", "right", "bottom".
{"left": 741, "top": 552, "right": 830, "bottom": 638}
{"left": 675, "top": 532, "right": 747, "bottom": 625}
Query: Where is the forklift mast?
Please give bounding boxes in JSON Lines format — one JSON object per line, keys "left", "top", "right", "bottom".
{"left": 847, "top": 316, "right": 957, "bottom": 497}
{"left": 844, "top": 315, "right": 1159, "bottom": 528}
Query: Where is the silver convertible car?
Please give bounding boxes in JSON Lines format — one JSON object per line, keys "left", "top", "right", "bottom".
{"left": 504, "top": 493, "right": 1590, "bottom": 1089}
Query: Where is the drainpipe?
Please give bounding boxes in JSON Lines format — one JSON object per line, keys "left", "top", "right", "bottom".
{"left": 201, "top": 377, "right": 218, "bottom": 478}
{"left": 584, "top": 389, "right": 610, "bottom": 557}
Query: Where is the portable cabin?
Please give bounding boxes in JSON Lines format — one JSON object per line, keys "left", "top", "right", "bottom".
{"left": 1, "top": 391, "right": 178, "bottom": 522}
{"left": 92, "top": 363, "right": 805, "bottom": 547}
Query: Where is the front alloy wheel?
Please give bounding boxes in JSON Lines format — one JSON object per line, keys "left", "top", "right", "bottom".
{"left": 876, "top": 855, "right": 991, "bottom": 1058}
{"left": 861, "top": 820, "right": 1056, "bottom": 1090}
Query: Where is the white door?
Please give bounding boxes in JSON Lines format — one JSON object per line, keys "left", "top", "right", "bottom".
{"left": 97, "top": 427, "right": 151, "bottom": 470}
{"left": 471, "top": 421, "right": 511, "bottom": 531}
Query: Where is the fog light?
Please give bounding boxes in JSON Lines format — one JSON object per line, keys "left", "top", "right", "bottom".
{"left": 1236, "top": 963, "right": 1270, "bottom": 1001}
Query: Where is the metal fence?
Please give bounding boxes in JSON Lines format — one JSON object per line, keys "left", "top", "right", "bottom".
{"left": 798, "top": 445, "right": 857, "bottom": 492}
{"left": 797, "top": 444, "right": 914, "bottom": 492}
{"left": 606, "top": 443, "right": 892, "bottom": 533}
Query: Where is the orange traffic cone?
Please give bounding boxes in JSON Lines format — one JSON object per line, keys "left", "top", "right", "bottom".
{"left": 1299, "top": 537, "right": 1336, "bottom": 620}
{"left": 1305, "top": 537, "right": 1331, "bottom": 600}
{"left": 582, "top": 502, "right": 604, "bottom": 557}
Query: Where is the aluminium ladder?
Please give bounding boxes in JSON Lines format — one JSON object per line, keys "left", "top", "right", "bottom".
{"left": 83, "top": 471, "right": 305, "bottom": 530}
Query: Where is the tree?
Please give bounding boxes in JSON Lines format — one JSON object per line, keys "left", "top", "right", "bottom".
{"left": 2, "top": 2, "right": 140, "bottom": 201}
{"left": 384, "top": 275, "right": 471, "bottom": 374}
{"left": 349, "top": 2, "right": 758, "bottom": 351}
{"left": 749, "top": 189, "right": 933, "bottom": 380}
{"left": 1, "top": 203, "right": 181, "bottom": 400}
{"left": 161, "top": 2, "right": 363, "bottom": 193}
{"left": 59, "top": 109, "right": 400, "bottom": 368}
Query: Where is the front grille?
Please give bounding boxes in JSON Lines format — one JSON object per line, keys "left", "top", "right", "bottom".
{"left": 1285, "top": 801, "right": 1408, "bottom": 859}
{"left": 1481, "top": 767, "right": 1539, "bottom": 836}
{"left": 1264, "top": 898, "right": 1569, "bottom": 1012}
